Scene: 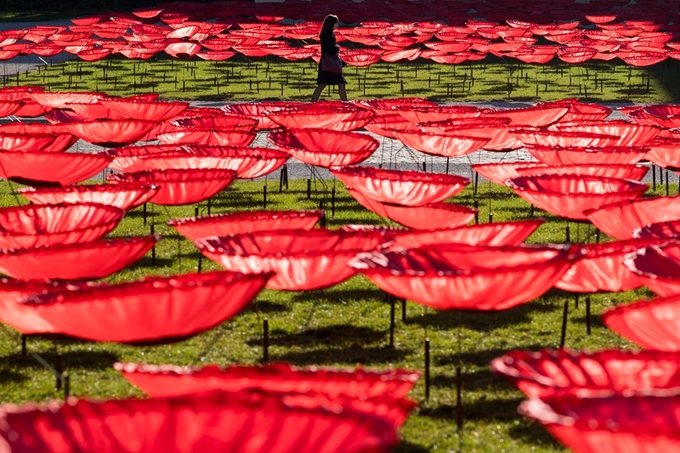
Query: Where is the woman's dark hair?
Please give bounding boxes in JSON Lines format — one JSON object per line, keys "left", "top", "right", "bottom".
{"left": 319, "top": 14, "right": 339, "bottom": 39}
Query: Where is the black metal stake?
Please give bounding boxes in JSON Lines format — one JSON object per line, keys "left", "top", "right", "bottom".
{"left": 667, "top": 170, "right": 670, "bottom": 196}
{"left": 63, "top": 373, "right": 70, "bottom": 399}
{"left": 474, "top": 200, "right": 479, "bottom": 224}
{"left": 207, "top": 198, "right": 211, "bottom": 215}
{"left": 143, "top": 203, "right": 147, "bottom": 225}
{"left": 263, "top": 318, "right": 269, "bottom": 363}
{"left": 195, "top": 206, "right": 199, "bottom": 218}
{"left": 445, "top": 157, "right": 450, "bottom": 174}
{"left": 596, "top": 230, "right": 600, "bottom": 243}
{"left": 559, "top": 300, "right": 569, "bottom": 348}
{"left": 574, "top": 295, "right": 579, "bottom": 309}
{"left": 197, "top": 255, "right": 202, "bottom": 273}
{"left": 653, "top": 165, "right": 656, "bottom": 191}
{"left": 401, "top": 299, "right": 406, "bottom": 322}
{"left": 389, "top": 295, "right": 395, "bottom": 347}
{"left": 586, "top": 296, "right": 592, "bottom": 335}
{"left": 21, "top": 334, "right": 26, "bottom": 356}
{"left": 307, "top": 179, "right": 311, "bottom": 199}
{"left": 530, "top": 204, "right": 534, "bottom": 217}
{"left": 331, "top": 188, "right": 336, "bottom": 216}
{"left": 55, "top": 353, "right": 63, "bottom": 390}
{"left": 263, "top": 185, "right": 267, "bottom": 209}
{"left": 422, "top": 161, "right": 426, "bottom": 172}
{"left": 150, "top": 224, "right": 156, "bottom": 266}
{"left": 566, "top": 226, "right": 571, "bottom": 243}
{"left": 425, "top": 338, "right": 431, "bottom": 400}
{"left": 456, "top": 362, "right": 463, "bottom": 431}
{"left": 473, "top": 171, "right": 479, "bottom": 195}
{"left": 489, "top": 212, "right": 493, "bottom": 223}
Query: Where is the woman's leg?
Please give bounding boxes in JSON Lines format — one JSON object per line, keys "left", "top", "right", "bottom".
{"left": 311, "top": 84, "right": 327, "bottom": 102}
{"left": 338, "top": 84, "right": 348, "bottom": 101}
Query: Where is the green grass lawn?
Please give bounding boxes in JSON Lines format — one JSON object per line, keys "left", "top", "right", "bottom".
{"left": 11, "top": 54, "right": 680, "bottom": 104}
{"left": 0, "top": 175, "right": 668, "bottom": 452}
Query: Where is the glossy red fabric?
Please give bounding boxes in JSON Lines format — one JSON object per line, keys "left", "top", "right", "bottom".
{"left": 636, "top": 219, "right": 680, "bottom": 239}
{"left": 506, "top": 175, "right": 648, "bottom": 220}
{"left": 0, "top": 100, "right": 23, "bottom": 117}
{"left": 117, "top": 362, "right": 420, "bottom": 399}
{"left": 268, "top": 128, "right": 379, "bottom": 167}
{"left": 644, "top": 138, "right": 680, "bottom": 169}
{"left": 157, "top": 129, "right": 257, "bottom": 147}
{"left": 223, "top": 101, "right": 298, "bottom": 130}
{"left": 169, "top": 210, "right": 322, "bottom": 242}
{"left": 0, "top": 151, "right": 112, "bottom": 187}
{"left": 393, "top": 105, "right": 482, "bottom": 123}
{"left": 482, "top": 104, "right": 569, "bottom": 126}
{"left": 548, "top": 120, "right": 660, "bottom": 146}
{"left": 18, "top": 271, "right": 270, "bottom": 343}
{"left": 388, "top": 219, "right": 545, "bottom": 248}
{"left": 0, "top": 235, "right": 158, "bottom": 280}
{"left": 603, "top": 293, "right": 680, "bottom": 350}
{"left": 513, "top": 129, "right": 620, "bottom": 148}
{"left": 332, "top": 166, "right": 469, "bottom": 206}
{"left": 0, "top": 132, "right": 57, "bottom": 152}
{"left": 547, "top": 100, "right": 612, "bottom": 122}
{"left": 30, "top": 91, "right": 105, "bottom": 109}
{"left": 473, "top": 163, "right": 647, "bottom": 185}
{"left": 182, "top": 146, "right": 289, "bottom": 179}
{"left": 195, "top": 229, "right": 391, "bottom": 291}
{"left": 585, "top": 196, "right": 680, "bottom": 239}
{"left": 265, "top": 104, "right": 375, "bottom": 131}
{"left": 350, "top": 244, "right": 575, "bottom": 310}
{"left": 347, "top": 187, "right": 476, "bottom": 230}
{"left": 98, "top": 99, "right": 189, "bottom": 121}
{"left": 0, "top": 203, "right": 124, "bottom": 250}
{"left": 18, "top": 183, "right": 158, "bottom": 210}
{"left": 0, "top": 279, "right": 91, "bottom": 333}
{"left": 555, "top": 238, "right": 664, "bottom": 293}
{"left": 525, "top": 145, "right": 649, "bottom": 165}
{"left": 393, "top": 130, "right": 490, "bottom": 157}
{"left": 0, "top": 123, "right": 79, "bottom": 153}
{"left": 171, "top": 113, "right": 258, "bottom": 132}
{"left": 58, "top": 119, "right": 158, "bottom": 147}
{"left": 0, "top": 390, "right": 399, "bottom": 453}
{"left": 519, "top": 392, "right": 680, "bottom": 452}
{"left": 108, "top": 169, "right": 237, "bottom": 206}
{"left": 492, "top": 349, "right": 680, "bottom": 398}
{"left": 63, "top": 101, "right": 126, "bottom": 120}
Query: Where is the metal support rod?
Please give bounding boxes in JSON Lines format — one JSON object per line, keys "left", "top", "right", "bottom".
{"left": 574, "top": 295, "right": 579, "bottom": 309}
{"left": 401, "top": 299, "right": 406, "bottom": 322}
{"left": 424, "top": 338, "right": 431, "bottom": 401}
{"left": 331, "top": 188, "right": 336, "bottom": 216}
{"left": 586, "top": 296, "right": 591, "bottom": 335}
{"left": 560, "top": 300, "right": 569, "bottom": 348}
{"left": 474, "top": 201, "right": 479, "bottom": 224}
{"left": 207, "top": 198, "right": 212, "bottom": 215}
{"left": 389, "top": 295, "right": 395, "bottom": 348}
{"left": 263, "top": 185, "right": 267, "bottom": 209}
{"left": 21, "top": 334, "right": 26, "bottom": 356}
{"left": 456, "top": 363, "right": 463, "bottom": 431}
{"left": 653, "top": 165, "right": 656, "bottom": 191}
{"left": 473, "top": 171, "right": 479, "bottom": 195}
{"left": 445, "top": 157, "right": 449, "bottom": 174}
{"left": 143, "top": 203, "right": 147, "bottom": 225}
{"left": 63, "top": 373, "right": 70, "bottom": 399}
{"left": 55, "top": 353, "right": 63, "bottom": 391}
{"left": 263, "top": 318, "right": 269, "bottom": 363}
{"left": 307, "top": 179, "right": 311, "bottom": 199}
{"left": 489, "top": 212, "right": 493, "bottom": 223}
{"left": 566, "top": 225, "right": 571, "bottom": 243}
{"left": 150, "top": 224, "right": 156, "bottom": 266}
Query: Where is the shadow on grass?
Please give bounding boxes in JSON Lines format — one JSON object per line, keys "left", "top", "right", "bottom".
{"left": 290, "top": 287, "right": 385, "bottom": 304}
{"left": 0, "top": 369, "right": 28, "bottom": 384}
{"left": 253, "top": 324, "right": 385, "bottom": 348}
{"left": 407, "top": 302, "right": 559, "bottom": 332}
{"left": 3, "top": 350, "right": 119, "bottom": 370}
{"left": 271, "top": 344, "right": 412, "bottom": 366}
{"left": 435, "top": 345, "right": 545, "bottom": 369}
{"left": 393, "top": 440, "right": 430, "bottom": 453}
{"left": 243, "top": 300, "right": 290, "bottom": 314}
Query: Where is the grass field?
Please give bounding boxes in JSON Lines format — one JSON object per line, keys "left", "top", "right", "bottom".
{"left": 0, "top": 175, "right": 668, "bottom": 452}
{"left": 9, "top": 54, "right": 680, "bottom": 103}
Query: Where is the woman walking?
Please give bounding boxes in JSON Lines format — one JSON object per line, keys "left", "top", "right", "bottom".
{"left": 311, "top": 14, "right": 347, "bottom": 102}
